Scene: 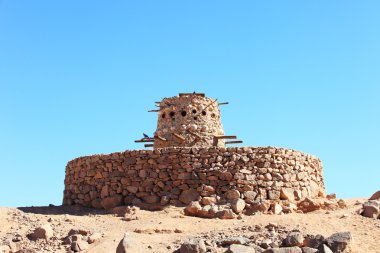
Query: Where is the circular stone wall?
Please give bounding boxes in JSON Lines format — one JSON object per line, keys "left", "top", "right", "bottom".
{"left": 63, "top": 147, "right": 326, "bottom": 209}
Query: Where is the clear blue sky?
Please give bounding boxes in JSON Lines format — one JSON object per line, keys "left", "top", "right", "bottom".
{"left": 1, "top": 1, "right": 379, "bottom": 207}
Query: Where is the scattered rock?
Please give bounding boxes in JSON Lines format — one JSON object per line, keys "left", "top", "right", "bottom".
{"left": 272, "top": 203, "right": 283, "bottom": 215}
{"left": 263, "top": 247, "right": 302, "bottom": 253}
{"left": 326, "top": 232, "right": 353, "bottom": 253}
{"left": 27, "top": 224, "right": 54, "bottom": 241}
{"left": 218, "top": 209, "right": 237, "bottom": 219}
{"left": 221, "top": 237, "right": 249, "bottom": 245}
{"left": 227, "top": 244, "right": 256, "bottom": 253}
{"left": 180, "top": 238, "right": 206, "bottom": 253}
{"left": 297, "top": 198, "right": 321, "bottom": 213}
{"left": 285, "top": 231, "right": 304, "bottom": 247}
{"left": 319, "top": 244, "right": 333, "bottom": 253}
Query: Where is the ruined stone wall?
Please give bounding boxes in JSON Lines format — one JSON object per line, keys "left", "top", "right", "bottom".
{"left": 154, "top": 94, "right": 225, "bottom": 148}
{"left": 63, "top": 147, "right": 325, "bottom": 209}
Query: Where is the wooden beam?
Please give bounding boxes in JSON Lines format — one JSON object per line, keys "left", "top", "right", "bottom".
{"left": 173, "top": 133, "right": 185, "bottom": 142}
{"left": 144, "top": 144, "right": 154, "bottom": 147}
{"left": 218, "top": 102, "right": 229, "bottom": 106}
{"left": 148, "top": 110, "right": 160, "bottom": 112}
{"left": 179, "top": 93, "right": 205, "bottom": 97}
{"left": 214, "top": 135, "right": 237, "bottom": 139}
{"left": 225, "top": 141, "right": 243, "bottom": 144}
{"left": 155, "top": 135, "right": 167, "bottom": 141}
{"left": 135, "top": 139, "right": 155, "bottom": 143}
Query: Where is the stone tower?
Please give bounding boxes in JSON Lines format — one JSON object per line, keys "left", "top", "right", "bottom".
{"left": 135, "top": 93, "right": 242, "bottom": 148}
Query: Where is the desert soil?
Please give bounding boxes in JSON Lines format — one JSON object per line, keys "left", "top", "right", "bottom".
{"left": 1, "top": 198, "right": 380, "bottom": 253}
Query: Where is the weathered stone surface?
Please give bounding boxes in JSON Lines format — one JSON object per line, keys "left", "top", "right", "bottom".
{"left": 180, "top": 238, "right": 206, "bottom": 253}
{"left": 326, "top": 232, "right": 353, "bottom": 253}
{"left": 285, "top": 231, "right": 304, "bottom": 247}
{"left": 272, "top": 203, "right": 283, "bottom": 215}
{"left": 218, "top": 209, "right": 237, "bottom": 219}
{"left": 116, "top": 233, "right": 141, "bottom": 253}
{"left": 0, "top": 245, "right": 11, "bottom": 253}
{"left": 180, "top": 189, "right": 200, "bottom": 204}
{"left": 227, "top": 244, "right": 256, "bottom": 253}
{"left": 301, "top": 247, "right": 317, "bottom": 253}
{"left": 28, "top": 224, "right": 54, "bottom": 241}
{"left": 247, "top": 200, "right": 270, "bottom": 214}
{"left": 88, "top": 232, "right": 102, "bottom": 244}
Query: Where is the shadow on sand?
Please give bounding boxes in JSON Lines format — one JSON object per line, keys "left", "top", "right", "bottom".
{"left": 17, "top": 205, "right": 111, "bottom": 216}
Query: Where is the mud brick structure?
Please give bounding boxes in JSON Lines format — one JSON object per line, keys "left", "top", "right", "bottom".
{"left": 63, "top": 93, "right": 326, "bottom": 210}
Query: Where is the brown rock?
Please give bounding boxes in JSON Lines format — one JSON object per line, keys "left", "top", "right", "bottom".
{"left": 71, "top": 240, "right": 89, "bottom": 252}
{"left": 179, "top": 189, "right": 200, "bottom": 204}
{"left": 28, "top": 224, "right": 54, "bottom": 241}
{"left": 184, "top": 201, "right": 202, "bottom": 216}
{"left": 88, "top": 232, "right": 102, "bottom": 244}
{"left": 297, "top": 198, "right": 321, "bottom": 213}
{"left": 218, "top": 209, "right": 237, "bottom": 219}
{"left": 116, "top": 232, "right": 141, "bottom": 253}
{"left": 263, "top": 247, "right": 302, "bottom": 253}
{"left": 243, "top": 191, "right": 257, "bottom": 204}
{"left": 180, "top": 238, "right": 206, "bottom": 253}
{"left": 362, "top": 201, "right": 379, "bottom": 218}
{"left": 369, "top": 190, "right": 380, "bottom": 200}
{"left": 226, "top": 190, "right": 241, "bottom": 200}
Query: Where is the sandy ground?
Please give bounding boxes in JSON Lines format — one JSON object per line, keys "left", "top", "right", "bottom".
{"left": 1, "top": 198, "right": 380, "bottom": 253}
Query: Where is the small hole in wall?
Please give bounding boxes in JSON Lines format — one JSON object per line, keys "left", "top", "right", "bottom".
{"left": 162, "top": 113, "right": 166, "bottom": 118}
{"left": 169, "top": 112, "right": 175, "bottom": 117}
{"left": 194, "top": 116, "right": 198, "bottom": 120}
{"left": 202, "top": 110, "right": 206, "bottom": 116}
{"left": 192, "top": 109, "right": 197, "bottom": 114}
{"left": 211, "top": 113, "right": 216, "bottom": 118}
{"left": 181, "top": 111, "right": 187, "bottom": 117}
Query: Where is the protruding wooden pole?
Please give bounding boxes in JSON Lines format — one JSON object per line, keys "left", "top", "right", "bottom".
{"left": 225, "top": 141, "right": 243, "bottom": 144}
{"left": 214, "top": 135, "right": 237, "bottom": 139}
{"left": 173, "top": 133, "right": 185, "bottom": 142}
{"left": 135, "top": 138, "right": 155, "bottom": 143}
{"left": 148, "top": 109, "right": 160, "bottom": 112}
{"left": 218, "top": 102, "right": 229, "bottom": 106}
{"left": 144, "top": 144, "right": 154, "bottom": 147}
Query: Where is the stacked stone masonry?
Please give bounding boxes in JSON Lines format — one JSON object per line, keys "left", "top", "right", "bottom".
{"left": 63, "top": 146, "right": 326, "bottom": 210}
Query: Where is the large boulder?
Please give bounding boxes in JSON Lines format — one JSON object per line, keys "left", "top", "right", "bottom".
{"left": 326, "top": 232, "right": 353, "bottom": 253}
{"left": 369, "top": 190, "right": 380, "bottom": 200}
{"left": 116, "top": 232, "right": 141, "bottom": 253}
{"left": 180, "top": 238, "right": 206, "bottom": 253}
